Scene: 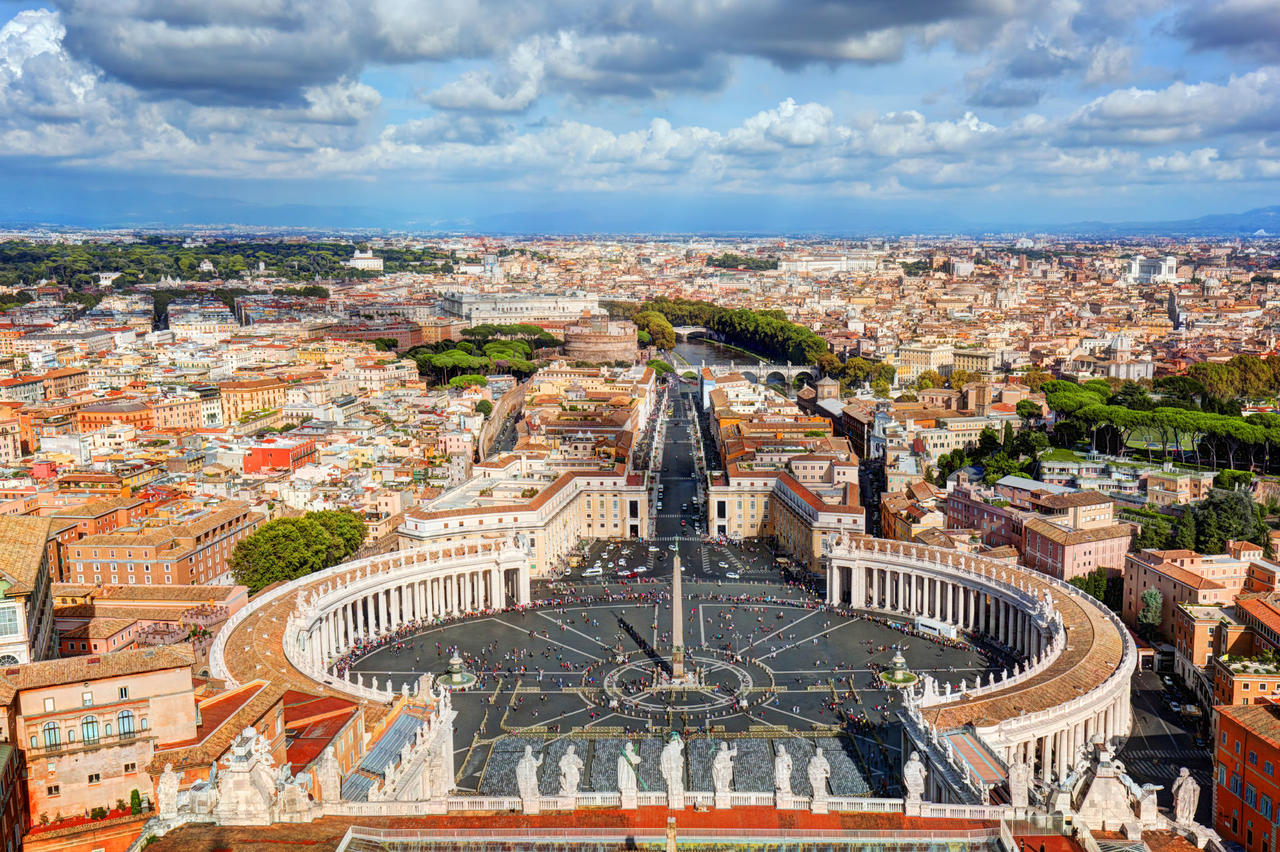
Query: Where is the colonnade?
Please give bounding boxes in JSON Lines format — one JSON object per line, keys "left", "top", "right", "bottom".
{"left": 307, "top": 566, "right": 510, "bottom": 670}
{"left": 828, "top": 562, "right": 1049, "bottom": 659}
{"left": 827, "top": 544, "right": 1135, "bottom": 793}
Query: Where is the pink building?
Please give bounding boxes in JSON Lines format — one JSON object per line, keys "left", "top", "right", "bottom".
{"left": 1021, "top": 517, "right": 1131, "bottom": 581}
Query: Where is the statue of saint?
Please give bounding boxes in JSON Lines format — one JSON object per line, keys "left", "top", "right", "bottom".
{"left": 1172, "top": 767, "right": 1200, "bottom": 825}
{"left": 617, "top": 742, "right": 641, "bottom": 795}
{"left": 807, "top": 748, "right": 831, "bottom": 799}
{"left": 558, "top": 745, "right": 584, "bottom": 798}
{"left": 711, "top": 742, "right": 737, "bottom": 795}
{"left": 1008, "top": 754, "right": 1032, "bottom": 809}
{"left": 903, "top": 751, "right": 927, "bottom": 802}
{"left": 660, "top": 733, "right": 685, "bottom": 799}
{"left": 157, "top": 763, "right": 180, "bottom": 819}
{"left": 515, "top": 745, "right": 543, "bottom": 802}
{"left": 774, "top": 745, "right": 793, "bottom": 797}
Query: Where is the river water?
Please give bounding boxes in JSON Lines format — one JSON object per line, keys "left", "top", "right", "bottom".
{"left": 672, "top": 338, "right": 765, "bottom": 369}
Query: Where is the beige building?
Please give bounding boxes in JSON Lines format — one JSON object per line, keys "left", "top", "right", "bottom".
{"left": 218, "top": 378, "right": 288, "bottom": 424}
{"left": 0, "top": 516, "right": 59, "bottom": 665}
{"left": 0, "top": 645, "right": 198, "bottom": 823}
{"left": 895, "top": 342, "right": 954, "bottom": 381}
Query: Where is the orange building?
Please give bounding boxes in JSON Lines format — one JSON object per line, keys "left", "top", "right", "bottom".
{"left": 74, "top": 400, "right": 154, "bottom": 433}
{"left": 1215, "top": 700, "right": 1280, "bottom": 852}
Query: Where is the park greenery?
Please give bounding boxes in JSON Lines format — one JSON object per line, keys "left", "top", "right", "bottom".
{"left": 647, "top": 359, "right": 675, "bottom": 376}
{"left": 405, "top": 324, "right": 557, "bottom": 385}
{"left": 706, "top": 252, "right": 779, "bottom": 271}
{"left": 229, "top": 509, "right": 367, "bottom": 593}
{"left": 605, "top": 297, "right": 829, "bottom": 365}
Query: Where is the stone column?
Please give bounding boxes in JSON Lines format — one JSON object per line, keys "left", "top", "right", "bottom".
{"left": 827, "top": 562, "right": 842, "bottom": 605}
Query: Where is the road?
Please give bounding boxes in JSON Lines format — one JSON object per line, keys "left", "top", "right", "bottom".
{"left": 1117, "top": 670, "right": 1213, "bottom": 825}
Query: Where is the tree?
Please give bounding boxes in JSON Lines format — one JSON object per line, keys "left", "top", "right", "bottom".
{"left": 1002, "top": 421, "right": 1016, "bottom": 453}
{"left": 1020, "top": 368, "right": 1053, "bottom": 392}
{"left": 229, "top": 511, "right": 366, "bottom": 593}
{"left": 646, "top": 359, "right": 674, "bottom": 376}
{"left": 915, "top": 369, "right": 943, "bottom": 391}
{"left": 872, "top": 379, "right": 891, "bottom": 398}
{"left": 371, "top": 337, "right": 398, "bottom": 352}
{"left": 977, "top": 426, "right": 1001, "bottom": 457}
{"left": 1137, "top": 588, "right": 1163, "bottom": 637}
{"left": 1170, "top": 509, "right": 1197, "bottom": 550}
{"left": 475, "top": 399, "right": 494, "bottom": 416}
{"left": 449, "top": 374, "right": 488, "bottom": 389}
{"left": 130, "top": 789, "right": 142, "bottom": 815}
{"left": 1016, "top": 399, "right": 1042, "bottom": 423}
{"left": 633, "top": 311, "right": 675, "bottom": 350}
{"left": 948, "top": 368, "right": 977, "bottom": 389}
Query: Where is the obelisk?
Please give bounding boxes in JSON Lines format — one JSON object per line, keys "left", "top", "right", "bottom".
{"left": 671, "top": 554, "right": 685, "bottom": 679}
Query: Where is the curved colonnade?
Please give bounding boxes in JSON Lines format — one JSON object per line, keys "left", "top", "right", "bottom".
{"left": 211, "top": 531, "right": 1133, "bottom": 801}
{"left": 826, "top": 535, "right": 1135, "bottom": 793}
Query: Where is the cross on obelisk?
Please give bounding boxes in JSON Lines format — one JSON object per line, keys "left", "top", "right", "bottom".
{"left": 671, "top": 554, "right": 685, "bottom": 680}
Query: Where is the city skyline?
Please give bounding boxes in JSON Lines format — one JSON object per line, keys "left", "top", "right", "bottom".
{"left": 1, "top": 0, "right": 1278, "bottom": 231}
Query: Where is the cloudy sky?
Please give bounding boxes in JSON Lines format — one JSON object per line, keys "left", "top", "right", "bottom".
{"left": 0, "top": 0, "right": 1278, "bottom": 231}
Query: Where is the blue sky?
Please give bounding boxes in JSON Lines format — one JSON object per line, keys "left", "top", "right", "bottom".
{"left": 0, "top": 0, "right": 1278, "bottom": 232}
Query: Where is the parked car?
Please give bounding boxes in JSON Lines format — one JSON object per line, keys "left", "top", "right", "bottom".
{"left": 726, "top": 571, "right": 741, "bottom": 579}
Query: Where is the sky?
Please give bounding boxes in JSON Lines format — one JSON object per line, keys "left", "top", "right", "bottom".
{"left": 0, "top": 0, "right": 1278, "bottom": 232}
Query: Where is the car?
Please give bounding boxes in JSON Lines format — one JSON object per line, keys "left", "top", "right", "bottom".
{"left": 1194, "top": 736, "right": 1209, "bottom": 748}
{"left": 718, "top": 561, "right": 729, "bottom": 568}
{"left": 635, "top": 566, "right": 649, "bottom": 573}
{"left": 1162, "top": 676, "right": 1174, "bottom": 687}
{"left": 726, "top": 571, "right": 740, "bottom": 579}
{"left": 1169, "top": 702, "right": 1182, "bottom": 713}
{"left": 681, "top": 519, "right": 687, "bottom": 526}
{"left": 583, "top": 567, "right": 603, "bottom": 577}
{"left": 669, "top": 544, "right": 678, "bottom": 551}
{"left": 617, "top": 569, "right": 638, "bottom": 578}
{"left": 648, "top": 545, "right": 659, "bottom": 552}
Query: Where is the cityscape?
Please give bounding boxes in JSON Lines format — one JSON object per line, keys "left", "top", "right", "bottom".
{"left": 0, "top": 2, "right": 1278, "bottom": 852}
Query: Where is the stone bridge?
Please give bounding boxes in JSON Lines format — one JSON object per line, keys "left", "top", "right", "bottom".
{"left": 672, "top": 325, "right": 722, "bottom": 341}
{"left": 699, "top": 360, "right": 820, "bottom": 386}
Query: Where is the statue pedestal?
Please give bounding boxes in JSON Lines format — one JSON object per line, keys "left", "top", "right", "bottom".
{"left": 556, "top": 795, "right": 577, "bottom": 811}
{"left": 621, "top": 790, "right": 638, "bottom": 810}
{"left": 667, "top": 790, "right": 684, "bottom": 810}
{"left": 810, "top": 794, "right": 829, "bottom": 814}
{"left": 714, "top": 791, "right": 731, "bottom": 810}
{"left": 424, "top": 797, "right": 447, "bottom": 815}
{"left": 521, "top": 796, "right": 541, "bottom": 815}
{"left": 776, "top": 792, "right": 800, "bottom": 810}
{"left": 903, "top": 796, "right": 923, "bottom": 817}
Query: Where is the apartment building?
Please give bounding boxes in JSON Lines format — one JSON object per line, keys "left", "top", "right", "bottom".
{"left": 1214, "top": 700, "right": 1280, "bottom": 852}
{"left": 218, "top": 378, "right": 288, "bottom": 424}
{"left": 1123, "top": 542, "right": 1265, "bottom": 638}
{"left": 894, "top": 342, "right": 953, "bottom": 381}
{"left": 1146, "top": 469, "right": 1217, "bottom": 506}
{"left": 64, "top": 501, "right": 265, "bottom": 586}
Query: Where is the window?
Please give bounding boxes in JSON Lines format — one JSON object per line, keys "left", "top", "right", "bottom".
{"left": 123, "top": 762, "right": 136, "bottom": 773}
{"left": 1262, "top": 796, "right": 1273, "bottom": 819}
{"left": 0, "top": 607, "right": 18, "bottom": 638}
{"left": 41, "top": 722, "right": 59, "bottom": 748}
{"left": 87, "top": 773, "right": 100, "bottom": 784}
{"left": 82, "top": 691, "right": 93, "bottom": 707}
{"left": 1232, "top": 774, "right": 1242, "bottom": 795}
{"left": 1247, "top": 784, "right": 1258, "bottom": 807}
{"left": 1266, "top": 761, "right": 1274, "bottom": 776}
{"left": 46, "top": 785, "right": 59, "bottom": 797}
{"left": 1251, "top": 751, "right": 1259, "bottom": 765}
{"left": 117, "top": 710, "right": 134, "bottom": 737}
{"left": 81, "top": 716, "right": 99, "bottom": 744}
{"left": 43, "top": 697, "right": 54, "bottom": 713}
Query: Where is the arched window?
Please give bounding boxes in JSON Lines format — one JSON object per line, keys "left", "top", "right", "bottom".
{"left": 140, "top": 717, "right": 148, "bottom": 731}
{"left": 81, "top": 716, "right": 99, "bottom": 744}
{"left": 104, "top": 722, "right": 112, "bottom": 737}
{"left": 67, "top": 729, "right": 75, "bottom": 743}
{"left": 0, "top": 655, "right": 18, "bottom": 666}
{"left": 42, "top": 722, "right": 58, "bottom": 748}
{"left": 117, "top": 710, "right": 134, "bottom": 737}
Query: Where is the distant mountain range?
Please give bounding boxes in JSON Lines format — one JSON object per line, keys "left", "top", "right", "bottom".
{"left": 1049, "top": 205, "right": 1280, "bottom": 237}
{"left": 0, "top": 184, "right": 1275, "bottom": 237}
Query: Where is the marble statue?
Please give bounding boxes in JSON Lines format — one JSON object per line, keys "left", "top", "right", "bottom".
{"left": 712, "top": 741, "right": 737, "bottom": 805}
{"left": 774, "top": 745, "right": 793, "bottom": 797}
{"left": 904, "top": 751, "right": 927, "bottom": 802}
{"left": 617, "top": 742, "right": 641, "bottom": 797}
{"left": 157, "top": 763, "right": 180, "bottom": 819}
{"left": 1008, "top": 753, "right": 1033, "bottom": 809}
{"left": 660, "top": 732, "right": 685, "bottom": 806}
{"left": 808, "top": 747, "right": 831, "bottom": 813}
{"left": 1172, "top": 767, "right": 1200, "bottom": 825}
{"left": 516, "top": 745, "right": 543, "bottom": 803}
{"left": 558, "top": 745, "right": 584, "bottom": 798}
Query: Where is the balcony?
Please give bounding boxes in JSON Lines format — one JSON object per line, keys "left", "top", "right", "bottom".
{"left": 30, "top": 730, "right": 152, "bottom": 758}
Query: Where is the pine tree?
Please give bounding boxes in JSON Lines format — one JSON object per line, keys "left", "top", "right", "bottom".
{"left": 1170, "top": 510, "right": 1197, "bottom": 550}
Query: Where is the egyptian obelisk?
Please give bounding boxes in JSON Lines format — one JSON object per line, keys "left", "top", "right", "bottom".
{"left": 671, "top": 554, "right": 685, "bottom": 679}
